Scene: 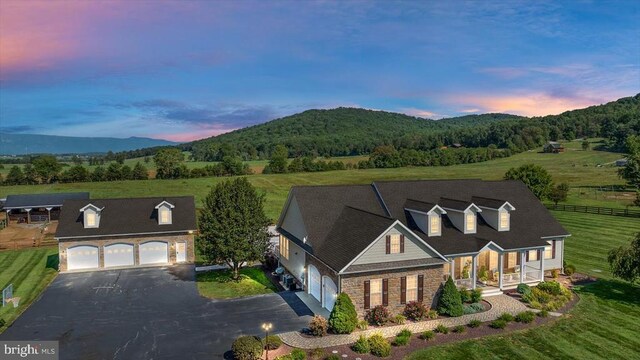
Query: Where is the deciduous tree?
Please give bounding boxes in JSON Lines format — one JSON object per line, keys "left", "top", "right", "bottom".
{"left": 608, "top": 232, "right": 640, "bottom": 284}
{"left": 504, "top": 164, "right": 554, "bottom": 200}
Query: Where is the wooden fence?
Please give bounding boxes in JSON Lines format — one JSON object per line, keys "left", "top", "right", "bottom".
{"left": 546, "top": 204, "right": 640, "bottom": 218}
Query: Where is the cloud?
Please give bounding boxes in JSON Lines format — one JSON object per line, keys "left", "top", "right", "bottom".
{"left": 0, "top": 125, "right": 35, "bottom": 133}
{"left": 398, "top": 107, "right": 441, "bottom": 119}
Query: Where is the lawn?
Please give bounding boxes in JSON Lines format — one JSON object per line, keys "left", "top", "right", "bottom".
{"left": 406, "top": 279, "right": 640, "bottom": 360}
{"left": 0, "top": 246, "right": 59, "bottom": 334}
{"left": 196, "top": 267, "right": 277, "bottom": 299}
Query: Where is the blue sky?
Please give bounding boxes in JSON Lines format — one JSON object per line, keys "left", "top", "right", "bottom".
{"left": 0, "top": 0, "right": 638, "bottom": 141}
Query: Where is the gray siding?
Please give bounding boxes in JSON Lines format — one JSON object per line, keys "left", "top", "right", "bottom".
{"left": 279, "top": 238, "right": 306, "bottom": 282}
{"left": 479, "top": 207, "right": 499, "bottom": 230}
{"left": 523, "top": 238, "right": 564, "bottom": 271}
{"left": 280, "top": 196, "right": 308, "bottom": 242}
{"left": 351, "top": 224, "right": 438, "bottom": 265}
{"left": 408, "top": 210, "right": 428, "bottom": 234}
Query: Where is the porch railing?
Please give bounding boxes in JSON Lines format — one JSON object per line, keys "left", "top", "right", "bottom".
{"left": 502, "top": 273, "right": 520, "bottom": 285}
{"left": 524, "top": 270, "right": 540, "bottom": 282}
{"left": 453, "top": 278, "right": 473, "bottom": 288}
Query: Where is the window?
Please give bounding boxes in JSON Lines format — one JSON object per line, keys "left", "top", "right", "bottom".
{"left": 528, "top": 249, "right": 539, "bottom": 262}
{"left": 370, "top": 279, "right": 382, "bottom": 307}
{"left": 499, "top": 211, "right": 509, "bottom": 229}
{"left": 465, "top": 213, "right": 475, "bottom": 232}
{"left": 406, "top": 275, "right": 418, "bottom": 302}
{"left": 429, "top": 215, "right": 440, "bottom": 234}
{"left": 545, "top": 241, "right": 555, "bottom": 259}
{"left": 159, "top": 208, "right": 170, "bottom": 224}
{"left": 390, "top": 234, "right": 401, "bottom": 254}
{"left": 279, "top": 235, "right": 289, "bottom": 260}
{"left": 86, "top": 212, "right": 96, "bottom": 227}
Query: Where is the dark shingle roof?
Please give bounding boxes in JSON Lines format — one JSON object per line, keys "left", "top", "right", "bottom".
{"left": 4, "top": 192, "right": 89, "bottom": 209}
{"left": 344, "top": 258, "right": 446, "bottom": 274}
{"left": 56, "top": 196, "right": 196, "bottom": 239}
{"left": 439, "top": 197, "right": 473, "bottom": 211}
{"left": 471, "top": 196, "right": 508, "bottom": 209}
{"left": 404, "top": 199, "right": 437, "bottom": 213}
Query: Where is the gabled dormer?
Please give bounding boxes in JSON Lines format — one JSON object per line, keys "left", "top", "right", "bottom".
{"left": 155, "top": 200, "right": 175, "bottom": 225}
{"left": 472, "top": 196, "right": 515, "bottom": 231}
{"left": 439, "top": 198, "right": 482, "bottom": 234}
{"left": 404, "top": 199, "right": 447, "bottom": 237}
{"left": 79, "top": 203, "right": 103, "bottom": 229}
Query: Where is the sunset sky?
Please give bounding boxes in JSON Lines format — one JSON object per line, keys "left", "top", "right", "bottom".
{"left": 1, "top": 1, "right": 638, "bottom": 142}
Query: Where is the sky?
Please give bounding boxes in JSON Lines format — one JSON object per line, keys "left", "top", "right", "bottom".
{"left": 0, "top": 0, "right": 639, "bottom": 142}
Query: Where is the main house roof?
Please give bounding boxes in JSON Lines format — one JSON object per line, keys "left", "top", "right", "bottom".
{"left": 56, "top": 196, "right": 197, "bottom": 239}
{"left": 277, "top": 180, "right": 569, "bottom": 272}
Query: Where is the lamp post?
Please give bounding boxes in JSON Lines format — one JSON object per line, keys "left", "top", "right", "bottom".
{"left": 262, "top": 322, "right": 273, "bottom": 360}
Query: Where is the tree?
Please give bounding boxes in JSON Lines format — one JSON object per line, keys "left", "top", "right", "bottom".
{"left": 63, "top": 165, "right": 90, "bottom": 183}
{"left": 619, "top": 135, "right": 640, "bottom": 188}
{"left": 105, "top": 162, "right": 123, "bottom": 181}
{"left": 264, "top": 144, "right": 288, "bottom": 174}
{"left": 72, "top": 155, "right": 83, "bottom": 165}
{"left": 197, "top": 177, "right": 270, "bottom": 279}
{"left": 608, "top": 232, "right": 640, "bottom": 283}
{"left": 132, "top": 162, "right": 149, "bottom": 180}
{"left": 437, "top": 277, "right": 464, "bottom": 317}
{"left": 504, "top": 164, "right": 554, "bottom": 200}
{"left": 23, "top": 164, "right": 38, "bottom": 185}
{"left": 328, "top": 293, "right": 358, "bottom": 334}
{"left": 154, "top": 148, "right": 184, "bottom": 179}
{"left": 581, "top": 140, "right": 590, "bottom": 151}
{"left": 92, "top": 166, "right": 106, "bottom": 182}
{"left": 31, "top": 155, "right": 62, "bottom": 183}
{"left": 549, "top": 183, "right": 569, "bottom": 205}
{"left": 5, "top": 166, "right": 25, "bottom": 185}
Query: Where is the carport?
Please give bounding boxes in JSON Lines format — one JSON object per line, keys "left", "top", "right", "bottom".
{"left": 3, "top": 192, "right": 89, "bottom": 224}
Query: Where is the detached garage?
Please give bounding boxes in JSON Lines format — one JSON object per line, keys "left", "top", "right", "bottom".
{"left": 55, "top": 196, "right": 197, "bottom": 272}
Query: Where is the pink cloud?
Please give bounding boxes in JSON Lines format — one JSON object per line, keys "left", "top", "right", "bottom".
{"left": 399, "top": 107, "right": 441, "bottom": 119}
{"left": 151, "top": 126, "right": 240, "bottom": 143}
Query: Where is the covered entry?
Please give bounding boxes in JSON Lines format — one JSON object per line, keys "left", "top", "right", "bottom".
{"left": 104, "top": 243, "right": 134, "bottom": 268}
{"left": 308, "top": 264, "right": 321, "bottom": 301}
{"left": 67, "top": 245, "right": 99, "bottom": 270}
{"left": 139, "top": 241, "right": 168, "bottom": 265}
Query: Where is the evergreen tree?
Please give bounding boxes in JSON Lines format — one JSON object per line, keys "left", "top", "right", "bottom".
{"left": 132, "top": 162, "right": 149, "bottom": 180}
{"left": 5, "top": 166, "right": 25, "bottom": 185}
{"left": 328, "top": 293, "right": 358, "bottom": 334}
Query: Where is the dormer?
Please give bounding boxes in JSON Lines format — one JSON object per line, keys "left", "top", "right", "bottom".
{"left": 472, "top": 196, "right": 515, "bottom": 231}
{"left": 404, "top": 199, "right": 447, "bottom": 237}
{"left": 439, "top": 198, "right": 482, "bottom": 234}
{"left": 79, "top": 203, "right": 103, "bottom": 229}
{"left": 155, "top": 200, "right": 175, "bottom": 225}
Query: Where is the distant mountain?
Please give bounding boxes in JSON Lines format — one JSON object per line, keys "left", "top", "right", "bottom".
{"left": 0, "top": 133, "right": 177, "bottom": 155}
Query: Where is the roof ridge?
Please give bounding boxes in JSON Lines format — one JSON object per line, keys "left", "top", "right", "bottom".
{"left": 343, "top": 205, "right": 394, "bottom": 220}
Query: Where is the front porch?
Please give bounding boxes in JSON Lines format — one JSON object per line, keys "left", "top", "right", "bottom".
{"left": 444, "top": 245, "right": 545, "bottom": 295}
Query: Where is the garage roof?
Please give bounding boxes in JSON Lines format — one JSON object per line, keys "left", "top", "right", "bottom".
{"left": 4, "top": 192, "right": 90, "bottom": 210}
{"left": 56, "top": 196, "right": 197, "bottom": 239}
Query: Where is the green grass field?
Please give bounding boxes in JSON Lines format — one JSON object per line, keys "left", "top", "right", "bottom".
{"left": 196, "top": 267, "right": 277, "bottom": 299}
{"left": 0, "top": 247, "right": 58, "bottom": 334}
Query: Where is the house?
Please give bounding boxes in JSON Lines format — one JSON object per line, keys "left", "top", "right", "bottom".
{"left": 3, "top": 192, "right": 89, "bottom": 224}
{"left": 543, "top": 141, "right": 564, "bottom": 153}
{"left": 275, "top": 180, "right": 569, "bottom": 315}
{"left": 55, "top": 196, "right": 197, "bottom": 272}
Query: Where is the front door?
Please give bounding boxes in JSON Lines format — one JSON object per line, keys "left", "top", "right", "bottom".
{"left": 176, "top": 242, "right": 186, "bottom": 263}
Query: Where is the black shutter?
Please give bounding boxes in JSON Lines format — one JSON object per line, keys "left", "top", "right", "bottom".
{"left": 382, "top": 279, "right": 389, "bottom": 306}
{"left": 400, "top": 277, "right": 406, "bottom": 304}
{"left": 418, "top": 275, "right": 424, "bottom": 303}
{"left": 364, "top": 280, "right": 370, "bottom": 309}
{"left": 552, "top": 241, "right": 556, "bottom": 259}
{"left": 385, "top": 235, "right": 391, "bottom": 254}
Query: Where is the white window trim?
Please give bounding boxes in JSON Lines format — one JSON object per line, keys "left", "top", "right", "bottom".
{"left": 389, "top": 234, "right": 401, "bottom": 254}
{"left": 528, "top": 249, "right": 539, "bottom": 262}
{"left": 428, "top": 213, "right": 440, "bottom": 236}
{"left": 279, "top": 235, "right": 289, "bottom": 260}
{"left": 544, "top": 241, "right": 553, "bottom": 260}
{"left": 370, "top": 279, "right": 382, "bottom": 307}
{"left": 406, "top": 275, "right": 418, "bottom": 302}
{"left": 499, "top": 211, "right": 510, "bottom": 230}
{"left": 465, "top": 212, "right": 476, "bottom": 233}
{"left": 86, "top": 212, "right": 96, "bottom": 227}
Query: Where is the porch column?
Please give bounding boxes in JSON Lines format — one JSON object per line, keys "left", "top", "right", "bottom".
{"left": 498, "top": 253, "right": 504, "bottom": 289}
{"left": 540, "top": 249, "right": 545, "bottom": 282}
{"left": 25, "top": 208, "right": 32, "bottom": 224}
{"left": 519, "top": 251, "right": 525, "bottom": 283}
{"left": 471, "top": 255, "right": 478, "bottom": 289}
{"left": 46, "top": 207, "right": 52, "bottom": 222}
{"left": 5, "top": 209, "right": 10, "bottom": 225}
{"left": 449, "top": 257, "right": 455, "bottom": 280}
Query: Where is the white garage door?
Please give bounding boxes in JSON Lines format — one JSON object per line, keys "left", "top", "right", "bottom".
{"left": 323, "top": 276, "right": 337, "bottom": 311}
{"left": 104, "top": 243, "right": 134, "bottom": 268}
{"left": 139, "top": 241, "right": 168, "bottom": 265}
{"left": 308, "top": 265, "right": 321, "bottom": 302}
{"left": 67, "top": 245, "right": 99, "bottom": 270}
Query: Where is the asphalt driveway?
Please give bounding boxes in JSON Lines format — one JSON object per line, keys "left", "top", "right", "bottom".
{"left": 0, "top": 265, "right": 312, "bottom": 359}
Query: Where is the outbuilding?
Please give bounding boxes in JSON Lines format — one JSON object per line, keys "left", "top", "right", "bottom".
{"left": 3, "top": 192, "right": 89, "bottom": 224}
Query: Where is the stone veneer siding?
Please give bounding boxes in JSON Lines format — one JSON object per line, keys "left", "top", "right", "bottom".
{"left": 305, "top": 253, "right": 339, "bottom": 291}
{"left": 58, "top": 233, "right": 195, "bottom": 272}
{"left": 340, "top": 264, "right": 444, "bottom": 317}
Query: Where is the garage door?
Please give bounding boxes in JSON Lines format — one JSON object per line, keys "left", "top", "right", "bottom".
{"left": 139, "top": 241, "right": 168, "bottom": 265}
{"left": 323, "top": 276, "right": 337, "bottom": 311}
{"left": 67, "top": 245, "right": 99, "bottom": 270}
{"left": 104, "top": 243, "right": 134, "bottom": 268}
{"left": 308, "top": 265, "right": 321, "bottom": 302}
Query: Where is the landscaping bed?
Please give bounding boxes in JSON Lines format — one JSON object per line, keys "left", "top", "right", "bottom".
{"left": 196, "top": 266, "right": 277, "bottom": 299}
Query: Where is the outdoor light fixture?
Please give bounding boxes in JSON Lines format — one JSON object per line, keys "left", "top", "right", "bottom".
{"left": 262, "top": 322, "right": 273, "bottom": 360}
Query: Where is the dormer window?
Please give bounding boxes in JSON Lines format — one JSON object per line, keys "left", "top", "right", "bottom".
{"left": 86, "top": 212, "right": 97, "bottom": 227}
{"left": 439, "top": 198, "right": 481, "bottom": 234}
{"left": 465, "top": 212, "right": 476, "bottom": 232}
{"left": 155, "top": 200, "right": 175, "bottom": 225}
{"left": 472, "top": 197, "right": 515, "bottom": 232}
{"left": 499, "top": 211, "right": 510, "bottom": 230}
{"left": 403, "top": 199, "right": 446, "bottom": 237}
{"left": 79, "top": 203, "right": 103, "bottom": 229}
{"left": 429, "top": 214, "right": 440, "bottom": 234}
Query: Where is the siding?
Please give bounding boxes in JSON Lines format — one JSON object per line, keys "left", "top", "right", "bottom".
{"left": 351, "top": 224, "right": 437, "bottom": 265}
{"left": 479, "top": 207, "right": 499, "bottom": 230}
{"left": 523, "top": 238, "right": 564, "bottom": 271}
{"left": 280, "top": 196, "right": 308, "bottom": 242}
{"left": 279, "top": 238, "right": 306, "bottom": 282}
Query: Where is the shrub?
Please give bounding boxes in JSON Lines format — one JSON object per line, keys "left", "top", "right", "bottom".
{"left": 393, "top": 334, "right": 410, "bottom": 346}
{"left": 325, "top": 356, "right": 340, "bottom": 360}
{"left": 470, "top": 288, "right": 483, "bottom": 303}
{"left": 328, "top": 293, "right": 358, "bottom": 334}
{"left": 452, "top": 325, "right": 466, "bottom": 333}
{"left": 498, "top": 312, "right": 514, "bottom": 322}
{"left": 394, "top": 314, "right": 406, "bottom": 324}
{"left": 368, "top": 333, "right": 391, "bottom": 357}
{"left": 516, "top": 283, "right": 531, "bottom": 297}
{"left": 263, "top": 335, "right": 282, "bottom": 350}
{"left": 310, "top": 348, "right": 324, "bottom": 360}
{"left": 537, "top": 281, "right": 563, "bottom": 296}
{"left": 538, "top": 309, "right": 549, "bottom": 317}
{"left": 232, "top": 336, "right": 263, "bottom": 360}
{"left": 404, "top": 301, "right": 428, "bottom": 321}
{"left": 427, "top": 310, "right": 438, "bottom": 319}
{"left": 365, "top": 305, "right": 390, "bottom": 326}
{"left": 551, "top": 269, "right": 560, "bottom": 279}
{"left": 398, "top": 329, "right": 412, "bottom": 337}
{"left": 463, "top": 302, "right": 485, "bottom": 315}
{"left": 308, "top": 315, "right": 328, "bottom": 337}
{"left": 356, "top": 320, "right": 368, "bottom": 330}
{"left": 459, "top": 287, "right": 472, "bottom": 303}
{"left": 434, "top": 324, "right": 449, "bottom": 334}
{"left": 515, "top": 311, "right": 536, "bottom": 324}
{"left": 564, "top": 264, "right": 576, "bottom": 276}
{"left": 420, "top": 330, "right": 435, "bottom": 340}
{"left": 468, "top": 319, "right": 482, "bottom": 328}
{"left": 352, "top": 335, "right": 370, "bottom": 354}
{"left": 490, "top": 319, "right": 507, "bottom": 329}
{"left": 438, "top": 278, "right": 464, "bottom": 317}
{"left": 290, "top": 349, "right": 306, "bottom": 360}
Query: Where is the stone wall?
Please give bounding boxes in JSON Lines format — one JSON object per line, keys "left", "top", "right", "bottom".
{"left": 340, "top": 265, "right": 444, "bottom": 317}
{"left": 58, "top": 233, "right": 195, "bottom": 272}
{"left": 305, "top": 253, "right": 339, "bottom": 290}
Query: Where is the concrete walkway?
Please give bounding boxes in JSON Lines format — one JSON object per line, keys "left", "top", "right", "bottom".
{"left": 295, "top": 291, "right": 331, "bottom": 318}
{"left": 279, "top": 294, "right": 529, "bottom": 349}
